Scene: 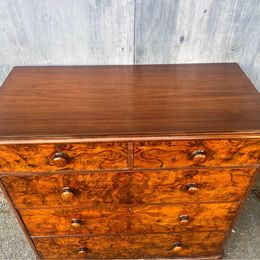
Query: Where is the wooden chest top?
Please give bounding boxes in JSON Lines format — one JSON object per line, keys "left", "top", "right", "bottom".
{"left": 0, "top": 63, "right": 260, "bottom": 142}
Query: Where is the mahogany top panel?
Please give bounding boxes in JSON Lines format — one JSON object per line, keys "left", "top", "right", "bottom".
{"left": 0, "top": 63, "right": 259, "bottom": 141}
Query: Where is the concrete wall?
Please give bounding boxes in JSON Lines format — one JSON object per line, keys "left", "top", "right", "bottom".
{"left": 0, "top": 0, "right": 259, "bottom": 91}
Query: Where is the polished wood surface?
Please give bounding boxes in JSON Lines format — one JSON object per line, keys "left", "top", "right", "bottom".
{"left": 0, "top": 64, "right": 260, "bottom": 141}
{"left": 2, "top": 172, "right": 129, "bottom": 208}
{"left": 2, "top": 168, "right": 255, "bottom": 209}
{"left": 130, "top": 203, "right": 238, "bottom": 233}
{"left": 0, "top": 64, "right": 259, "bottom": 259}
{"left": 0, "top": 142, "right": 128, "bottom": 172}
{"left": 32, "top": 232, "right": 225, "bottom": 259}
{"left": 1, "top": 138, "right": 259, "bottom": 174}
{"left": 19, "top": 203, "right": 238, "bottom": 236}
{"left": 20, "top": 206, "right": 129, "bottom": 236}
{"left": 134, "top": 139, "right": 260, "bottom": 168}
{"left": 131, "top": 168, "right": 256, "bottom": 204}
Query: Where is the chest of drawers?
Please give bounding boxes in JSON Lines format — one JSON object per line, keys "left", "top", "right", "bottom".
{"left": 0, "top": 64, "right": 259, "bottom": 259}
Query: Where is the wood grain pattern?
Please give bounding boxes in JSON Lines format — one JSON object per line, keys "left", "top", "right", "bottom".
{"left": 19, "top": 206, "right": 129, "bottom": 236}
{"left": 0, "top": 142, "right": 128, "bottom": 172}
{"left": 134, "top": 139, "right": 260, "bottom": 168}
{"left": 0, "top": 64, "right": 260, "bottom": 141}
{"left": 3, "top": 167, "right": 255, "bottom": 209}
{"left": 130, "top": 203, "right": 239, "bottom": 234}
{"left": 0, "top": 64, "right": 259, "bottom": 259}
{"left": 134, "top": 0, "right": 260, "bottom": 92}
{"left": 2, "top": 172, "right": 130, "bottom": 208}
{"left": 19, "top": 203, "right": 238, "bottom": 236}
{"left": 32, "top": 232, "right": 225, "bottom": 259}
{"left": 131, "top": 168, "right": 256, "bottom": 204}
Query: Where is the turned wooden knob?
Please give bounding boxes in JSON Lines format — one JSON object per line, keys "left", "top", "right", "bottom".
{"left": 172, "top": 242, "right": 183, "bottom": 253}
{"left": 191, "top": 150, "right": 206, "bottom": 164}
{"left": 53, "top": 152, "right": 69, "bottom": 167}
{"left": 61, "top": 187, "right": 74, "bottom": 202}
{"left": 179, "top": 215, "right": 189, "bottom": 224}
{"left": 186, "top": 183, "right": 199, "bottom": 193}
{"left": 71, "top": 218, "right": 81, "bottom": 229}
{"left": 77, "top": 247, "right": 88, "bottom": 257}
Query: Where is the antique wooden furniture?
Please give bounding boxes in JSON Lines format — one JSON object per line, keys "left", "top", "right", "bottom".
{"left": 0, "top": 64, "right": 259, "bottom": 259}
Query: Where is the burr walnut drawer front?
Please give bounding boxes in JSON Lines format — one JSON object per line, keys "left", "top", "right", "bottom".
{"left": 2, "top": 168, "right": 255, "bottom": 209}
{"left": 134, "top": 139, "right": 260, "bottom": 168}
{"left": 0, "top": 142, "right": 128, "bottom": 173}
{"left": 32, "top": 232, "right": 225, "bottom": 259}
{"left": 131, "top": 168, "right": 256, "bottom": 204}
{"left": 2, "top": 172, "right": 130, "bottom": 208}
{"left": 20, "top": 203, "right": 238, "bottom": 236}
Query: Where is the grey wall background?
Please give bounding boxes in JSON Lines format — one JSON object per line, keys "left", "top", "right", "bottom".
{"left": 0, "top": 0, "right": 260, "bottom": 91}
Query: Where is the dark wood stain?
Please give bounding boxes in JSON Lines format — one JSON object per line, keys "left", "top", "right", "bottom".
{"left": 0, "top": 64, "right": 259, "bottom": 141}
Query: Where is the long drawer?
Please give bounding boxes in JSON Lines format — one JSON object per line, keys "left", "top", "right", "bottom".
{"left": 2, "top": 168, "right": 255, "bottom": 209}
{"left": 0, "top": 142, "right": 128, "bottom": 172}
{"left": 20, "top": 203, "right": 238, "bottom": 236}
{"left": 134, "top": 139, "right": 260, "bottom": 168}
{"left": 32, "top": 232, "right": 225, "bottom": 259}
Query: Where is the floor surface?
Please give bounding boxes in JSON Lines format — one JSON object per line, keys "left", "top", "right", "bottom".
{"left": 0, "top": 193, "right": 260, "bottom": 259}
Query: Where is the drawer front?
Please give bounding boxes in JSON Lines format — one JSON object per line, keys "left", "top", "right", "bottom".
{"left": 3, "top": 168, "right": 255, "bottom": 209}
{"left": 131, "top": 203, "right": 238, "bottom": 233}
{"left": 33, "top": 232, "right": 225, "bottom": 259}
{"left": 0, "top": 142, "right": 128, "bottom": 173}
{"left": 20, "top": 203, "right": 238, "bottom": 236}
{"left": 131, "top": 168, "right": 256, "bottom": 203}
{"left": 20, "top": 207, "right": 129, "bottom": 236}
{"left": 134, "top": 139, "right": 260, "bottom": 168}
{"left": 2, "top": 172, "right": 129, "bottom": 208}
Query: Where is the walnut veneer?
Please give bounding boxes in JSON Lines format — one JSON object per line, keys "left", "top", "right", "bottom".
{"left": 0, "top": 64, "right": 259, "bottom": 259}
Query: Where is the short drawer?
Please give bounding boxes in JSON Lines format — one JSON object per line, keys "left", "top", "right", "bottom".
{"left": 20, "top": 203, "right": 238, "bottom": 236}
{"left": 0, "top": 142, "right": 128, "bottom": 173}
{"left": 131, "top": 168, "right": 256, "bottom": 203}
{"left": 33, "top": 232, "right": 225, "bottom": 259}
{"left": 2, "top": 172, "right": 129, "bottom": 208}
{"left": 134, "top": 139, "right": 260, "bottom": 168}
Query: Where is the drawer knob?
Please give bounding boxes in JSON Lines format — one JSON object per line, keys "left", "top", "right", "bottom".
{"left": 172, "top": 242, "right": 183, "bottom": 253}
{"left": 78, "top": 247, "right": 88, "bottom": 258}
{"left": 179, "top": 215, "right": 189, "bottom": 224}
{"left": 186, "top": 183, "right": 199, "bottom": 192}
{"left": 71, "top": 218, "right": 81, "bottom": 229}
{"left": 192, "top": 150, "right": 206, "bottom": 164}
{"left": 53, "top": 152, "right": 69, "bottom": 167}
{"left": 61, "top": 187, "right": 74, "bottom": 202}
